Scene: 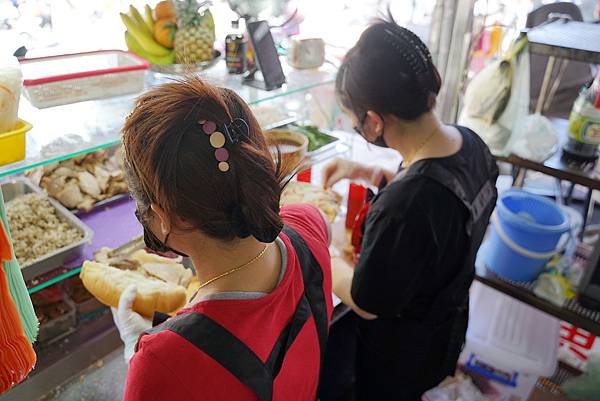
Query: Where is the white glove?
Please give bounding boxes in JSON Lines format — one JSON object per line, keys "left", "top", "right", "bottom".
{"left": 322, "top": 159, "right": 364, "bottom": 189}
{"left": 111, "top": 284, "right": 152, "bottom": 363}
{"left": 322, "top": 158, "right": 389, "bottom": 189}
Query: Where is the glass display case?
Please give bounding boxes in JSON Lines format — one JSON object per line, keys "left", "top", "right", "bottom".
{"left": 0, "top": 58, "right": 350, "bottom": 401}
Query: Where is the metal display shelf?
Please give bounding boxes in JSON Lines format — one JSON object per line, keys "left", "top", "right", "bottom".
{"left": 496, "top": 119, "right": 600, "bottom": 187}
{"left": 526, "top": 20, "right": 600, "bottom": 64}
{"left": 495, "top": 118, "right": 600, "bottom": 191}
{"left": 475, "top": 269, "right": 600, "bottom": 336}
{"left": 503, "top": 19, "right": 600, "bottom": 186}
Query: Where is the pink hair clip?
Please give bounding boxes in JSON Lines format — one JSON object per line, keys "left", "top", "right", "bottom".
{"left": 200, "top": 120, "right": 230, "bottom": 172}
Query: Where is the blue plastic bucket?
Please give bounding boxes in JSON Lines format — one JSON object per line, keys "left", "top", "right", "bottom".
{"left": 485, "top": 189, "right": 570, "bottom": 282}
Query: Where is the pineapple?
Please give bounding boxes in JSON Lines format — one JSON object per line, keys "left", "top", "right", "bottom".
{"left": 174, "top": 0, "right": 216, "bottom": 64}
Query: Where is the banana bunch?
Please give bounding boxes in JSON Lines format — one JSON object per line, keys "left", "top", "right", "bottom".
{"left": 122, "top": 5, "right": 175, "bottom": 65}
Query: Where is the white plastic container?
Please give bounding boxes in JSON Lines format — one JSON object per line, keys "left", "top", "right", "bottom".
{"left": 20, "top": 50, "right": 149, "bottom": 108}
{"left": 0, "top": 56, "right": 22, "bottom": 133}
{"left": 459, "top": 282, "right": 559, "bottom": 401}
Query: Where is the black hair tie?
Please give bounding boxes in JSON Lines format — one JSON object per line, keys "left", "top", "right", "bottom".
{"left": 231, "top": 205, "right": 251, "bottom": 238}
{"left": 252, "top": 224, "right": 282, "bottom": 244}
{"left": 231, "top": 205, "right": 281, "bottom": 242}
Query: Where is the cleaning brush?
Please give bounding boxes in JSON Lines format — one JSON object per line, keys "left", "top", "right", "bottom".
{"left": 0, "top": 188, "right": 38, "bottom": 342}
{"left": 0, "top": 200, "right": 37, "bottom": 394}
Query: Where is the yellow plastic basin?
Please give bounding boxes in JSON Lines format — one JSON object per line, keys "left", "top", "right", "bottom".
{"left": 0, "top": 119, "right": 32, "bottom": 167}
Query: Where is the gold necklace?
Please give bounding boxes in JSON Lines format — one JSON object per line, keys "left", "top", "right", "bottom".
{"left": 404, "top": 129, "right": 438, "bottom": 166}
{"left": 197, "top": 243, "right": 270, "bottom": 290}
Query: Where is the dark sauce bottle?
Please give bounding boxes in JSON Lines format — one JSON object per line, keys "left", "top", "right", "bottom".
{"left": 225, "top": 20, "right": 246, "bottom": 74}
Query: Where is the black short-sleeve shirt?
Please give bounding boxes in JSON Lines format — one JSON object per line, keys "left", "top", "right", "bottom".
{"left": 349, "top": 126, "right": 498, "bottom": 400}
{"left": 351, "top": 127, "right": 481, "bottom": 318}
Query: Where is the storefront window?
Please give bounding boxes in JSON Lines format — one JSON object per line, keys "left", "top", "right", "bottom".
{"left": 0, "top": 0, "right": 437, "bottom": 58}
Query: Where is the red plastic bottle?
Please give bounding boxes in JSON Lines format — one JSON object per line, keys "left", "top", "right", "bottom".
{"left": 297, "top": 168, "right": 312, "bottom": 183}
{"left": 346, "top": 183, "right": 367, "bottom": 229}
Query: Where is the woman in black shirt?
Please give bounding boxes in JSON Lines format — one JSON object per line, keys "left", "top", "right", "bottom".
{"left": 324, "top": 16, "right": 499, "bottom": 401}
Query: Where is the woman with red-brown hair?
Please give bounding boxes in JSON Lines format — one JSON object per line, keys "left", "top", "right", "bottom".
{"left": 112, "top": 76, "right": 332, "bottom": 401}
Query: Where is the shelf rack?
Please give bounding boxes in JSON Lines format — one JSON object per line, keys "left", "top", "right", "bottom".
{"left": 485, "top": 20, "right": 600, "bottom": 340}
{"left": 526, "top": 20, "right": 600, "bottom": 64}
{"left": 503, "top": 19, "right": 600, "bottom": 217}
{"left": 475, "top": 269, "right": 600, "bottom": 336}
{"left": 495, "top": 119, "right": 600, "bottom": 191}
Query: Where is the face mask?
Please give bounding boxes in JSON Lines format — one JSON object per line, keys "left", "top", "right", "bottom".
{"left": 135, "top": 210, "right": 189, "bottom": 257}
{"left": 353, "top": 112, "right": 388, "bottom": 148}
{"left": 370, "top": 132, "right": 388, "bottom": 148}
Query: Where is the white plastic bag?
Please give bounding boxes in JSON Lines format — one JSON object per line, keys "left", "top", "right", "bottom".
{"left": 506, "top": 113, "right": 559, "bottom": 162}
{"left": 0, "top": 56, "right": 22, "bottom": 133}
{"left": 459, "top": 42, "right": 530, "bottom": 156}
{"left": 422, "top": 374, "right": 489, "bottom": 401}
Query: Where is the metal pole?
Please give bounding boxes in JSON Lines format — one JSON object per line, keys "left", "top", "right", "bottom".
{"left": 514, "top": 167, "right": 527, "bottom": 187}
{"left": 536, "top": 56, "right": 556, "bottom": 114}
{"left": 543, "top": 59, "right": 569, "bottom": 113}
{"left": 581, "top": 189, "right": 594, "bottom": 241}
{"left": 565, "top": 182, "right": 576, "bottom": 205}
{"left": 555, "top": 178, "right": 564, "bottom": 204}
{"left": 436, "top": 0, "right": 475, "bottom": 123}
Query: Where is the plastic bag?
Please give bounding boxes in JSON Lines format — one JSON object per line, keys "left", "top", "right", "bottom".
{"left": 459, "top": 39, "right": 530, "bottom": 156}
{"left": 506, "top": 113, "right": 559, "bottom": 162}
{"left": 462, "top": 59, "right": 512, "bottom": 124}
{"left": 562, "top": 356, "right": 600, "bottom": 401}
{"left": 422, "top": 374, "right": 489, "bottom": 401}
{"left": 0, "top": 56, "right": 22, "bottom": 133}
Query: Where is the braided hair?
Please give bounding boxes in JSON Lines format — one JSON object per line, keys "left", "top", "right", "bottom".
{"left": 336, "top": 13, "right": 441, "bottom": 121}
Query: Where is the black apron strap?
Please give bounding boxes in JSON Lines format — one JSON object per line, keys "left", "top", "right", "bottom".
{"left": 145, "top": 312, "right": 274, "bottom": 401}
{"left": 152, "top": 311, "right": 171, "bottom": 327}
{"left": 265, "top": 294, "right": 311, "bottom": 377}
{"left": 282, "top": 225, "right": 328, "bottom": 365}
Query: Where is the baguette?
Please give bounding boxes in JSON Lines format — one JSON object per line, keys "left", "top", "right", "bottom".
{"left": 80, "top": 261, "right": 187, "bottom": 318}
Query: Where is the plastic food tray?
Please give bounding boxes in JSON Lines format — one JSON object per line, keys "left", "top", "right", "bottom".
{"left": 71, "top": 192, "right": 129, "bottom": 215}
{"left": 281, "top": 124, "right": 345, "bottom": 158}
{"left": 1, "top": 177, "right": 93, "bottom": 281}
{"left": 305, "top": 129, "right": 344, "bottom": 158}
{"left": 20, "top": 50, "right": 149, "bottom": 108}
{"left": 0, "top": 119, "right": 32, "bottom": 167}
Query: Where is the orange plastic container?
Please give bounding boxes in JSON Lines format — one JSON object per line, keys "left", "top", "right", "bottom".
{"left": 0, "top": 119, "right": 32, "bottom": 167}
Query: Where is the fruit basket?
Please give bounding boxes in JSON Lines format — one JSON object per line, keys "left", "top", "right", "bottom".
{"left": 149, "top": 49, "right": 221, "bottom": 74}
{"left": 122, "top": 1, "right": 217, "bottom": 72}
{"left": 20, "top": 50, "right": 149, "bottom": 108}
